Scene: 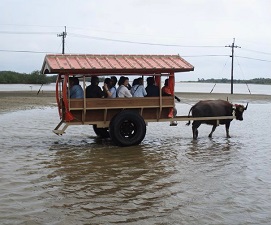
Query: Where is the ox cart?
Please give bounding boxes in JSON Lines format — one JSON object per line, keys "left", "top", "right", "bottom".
{"left": 41, "top": 54, "right": 235, "bottom": 146}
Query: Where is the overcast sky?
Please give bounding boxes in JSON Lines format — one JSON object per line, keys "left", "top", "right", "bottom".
{"left": 1, "top": 0, "right": 270, "bottom": 80}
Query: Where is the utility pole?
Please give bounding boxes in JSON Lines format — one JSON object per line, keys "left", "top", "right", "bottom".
{"left": 57, "top": 26, "right": 67, "bottom": 54}
{"left": 225, "top": 38, "right": 241, "bottom": 94}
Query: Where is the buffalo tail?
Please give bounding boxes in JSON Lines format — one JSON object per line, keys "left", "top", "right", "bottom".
{"left": 186, "top": 106, "right": 193, "bottom": 126}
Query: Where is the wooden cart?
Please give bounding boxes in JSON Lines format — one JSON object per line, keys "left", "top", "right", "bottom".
{"left": 41, "top": 54, "right": 234, "bottom": 146}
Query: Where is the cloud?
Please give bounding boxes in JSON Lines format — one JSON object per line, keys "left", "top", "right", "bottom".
{"left": 0, "top": 0, "right": 270, "bottom": 80}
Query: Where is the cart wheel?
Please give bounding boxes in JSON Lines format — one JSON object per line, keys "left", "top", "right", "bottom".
{"left": 109, "top": 110, "right": 146, "bottom": 146}
{"left": 93, "top": 125, "right": 110, "bottom": 138}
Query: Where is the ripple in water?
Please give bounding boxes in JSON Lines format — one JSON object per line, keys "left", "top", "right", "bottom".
{"left": 0, "top": 104, "right": 271, "bottom": 224}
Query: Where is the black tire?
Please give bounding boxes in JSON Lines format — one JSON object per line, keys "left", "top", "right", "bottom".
{"left": 109, "top": 110, "right": 146, "bottom": 146}
{"left": 93, "top": 125, "right": 110, "bottom": 138}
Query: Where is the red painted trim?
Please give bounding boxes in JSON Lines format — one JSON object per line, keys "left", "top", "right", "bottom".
{"left": 62, "top": 75, "right": 74, "bottom": 121}
{"left": 55, "top": 74, "right": 62, "bottom": 119}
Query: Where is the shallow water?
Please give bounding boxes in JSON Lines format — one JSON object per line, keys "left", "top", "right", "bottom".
{"left": 1, "top": 103, "right": 271, "bottom": 224}
{"left": 1, "top": 82, "right": 271, "bottom": 95}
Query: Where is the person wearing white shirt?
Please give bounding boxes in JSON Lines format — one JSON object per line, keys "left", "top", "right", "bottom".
{"left": 117, "top": 76, "right": 132, "bottom": 98}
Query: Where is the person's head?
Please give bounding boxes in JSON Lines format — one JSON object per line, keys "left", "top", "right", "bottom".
{"left": 124, "top": 77, "right": 129, "bottom": 87}
{"left": 132, "top": 78, "right": 139, "bottom": 86}
{"left": 164, "top": 78, "right": 169, "bottom": 86}
{"left": 104, "top": 78, "right": 111, "bottom": 87}
{"left": 69, "top": 77, "right": 79, "bottom": 87}
{"left": 110, "top": 76, "right": 117, "bottom": 87}
{"left": 91, "top": 76, "right": 99, "bottom": 85}
{"left": 137, "top": 77, "right": 143, "bottom": 85}
{"left": 146, "top": 77, "right": 155, "bottom": 86}
{"left": 118, "top": 76, "right": 129, "bottom": 86}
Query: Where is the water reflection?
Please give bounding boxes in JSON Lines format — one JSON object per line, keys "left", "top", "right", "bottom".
{"left": 186, "top": 138, "right": 240, "bottom": 158}
{"left": 45, "top": 142, "right": 179, "bottom": 224}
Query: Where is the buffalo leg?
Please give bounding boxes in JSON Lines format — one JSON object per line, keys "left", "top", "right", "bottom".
{"left": 208, "top": 125, "right": 217, "bottom": 138}
{"left": 192, "top": 121, "right": 200, "bottom": 140}
{"left": 225, "top": 123, "right": 231, "bottom": 138}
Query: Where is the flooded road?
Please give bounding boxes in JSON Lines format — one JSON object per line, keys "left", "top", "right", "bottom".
{"left": 1, "top": 103, "right": 271, "bottom": 224}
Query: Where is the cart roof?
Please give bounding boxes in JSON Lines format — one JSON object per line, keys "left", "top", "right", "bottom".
{"left": 41, "top": 54, "right": 194, "bottom": 75}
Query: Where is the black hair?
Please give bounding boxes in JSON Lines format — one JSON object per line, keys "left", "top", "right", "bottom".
{"left": 132, "top": 78, "right": 139, "bottom": 86}
{"left": 146, "top": 77, "right": 155, "bottom": 85}
{"left": 118, "top": 76, "right": 129, "bottom": 86}
{"left": 110, "top": 76, "right": 117, "bottom": 86}
{"left": 91, "top": 76, "right": 99, "bottom": 85}
{"left": 69, "top": 77, "right": 79, "bottom": 85}
{"left": 137, "top": 77, "right": 143, "bottom": 85}
{"left": 104, "top": 78, "right": 111, "bottom": 85}
{"left": 164, "top": 78, "right": 169, "bottom": 86}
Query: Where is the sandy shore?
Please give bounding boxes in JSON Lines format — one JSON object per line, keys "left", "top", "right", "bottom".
{"left": 0, "top": 91, "right": 56, "bottom": 113}
{"left": 0, "top": 91, "right": 270, "bottom": 113}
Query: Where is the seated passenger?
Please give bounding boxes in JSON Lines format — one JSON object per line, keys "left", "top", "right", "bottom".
{"left": 117, "top": 76, "right": 132, "bottom": 98}
{"left": 131, "top": 77, "right": 147, "bottom": 97}
{"left": 130, "top": 78, "right": 139, "bottom": 94}
{"left": 132, "top": 78, "right": 139, "bottom": 87}
{"left": 109, "top": 76, "right": 118, "bottom": 98}
{"left": 103, "top": 78, "right": 112, "bottom": 98}
{"left": 86, "top": 76, "right": 105, "bottom": 98}
{"left": 126, "top": 79, "right": 132, "bottom": 90}
{"left": 162, "top": 78, "right": 179, "bottom": 126}
{"left": 145, "top": 77, "right": 159, "bottom": 97}
{"left": 162, "top": 78, "right": 181, "bottom": 102}
{"left": 162, "top": 78, "right": 172, "bottom": 97}
{"left": 69, "top": 77, "right": 84, "bottom": 98}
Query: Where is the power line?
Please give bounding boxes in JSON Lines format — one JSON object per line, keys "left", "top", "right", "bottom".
{"left": 0, "top": 31, "right": 57, "bottom": 35}
{"left": 0, "top": 50, "right": 227, "bottom": 57}
{"left": 1, "top": 23, "right": 271, "bottom": 53}
{"left": 0, "top": 23, "right": 63, "bottom": 28}
{"left": 0, "top": 29, "right": 227, "bottom": 48}
{"left": 236, "top": 57, "right": 252, "bottom": 94}
{"left": 69, "top": 32, "right": 224, "bottom": 48}
{"left": 68, "top": 25, "right": 228, "bottom": 41}
{"left": 1, "top": 28, "right": 270, "bottom": 55}
{"left": 236, "top": 55, "right": 271, "bottom": 62}
{"left": 1, "top": 29, "right": 271, "bottom": 62}
{"left": 0, "top": 49, "right": 57, "bottom": 54}
{"left": 183, "top": 54, "right": 228, "bottom": 57}
{"left": 239, "top": 48, "right": 271, "bottom": 55}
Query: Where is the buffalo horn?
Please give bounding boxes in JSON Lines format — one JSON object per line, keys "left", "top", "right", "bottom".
{"left": 244, "top": 103, "right": 248, "bottom": 110}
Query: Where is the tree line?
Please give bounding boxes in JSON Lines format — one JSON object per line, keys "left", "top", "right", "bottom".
{"left": 0, "top": 70, "right": 270, "bottom": 85}
{"left": 0, "top": 71, "right": 57, "bottom": 84}
{"left": 196, "top": 78, "right": 271, "bottom": 85}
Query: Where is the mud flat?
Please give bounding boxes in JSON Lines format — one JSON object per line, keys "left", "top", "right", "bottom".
{"left": 0, "top": 91, "right": 56, "bottom": 113}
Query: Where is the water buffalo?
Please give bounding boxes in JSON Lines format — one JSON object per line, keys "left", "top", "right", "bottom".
{"left": 186, "top": 100, "right": 248, "bottom": 139}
